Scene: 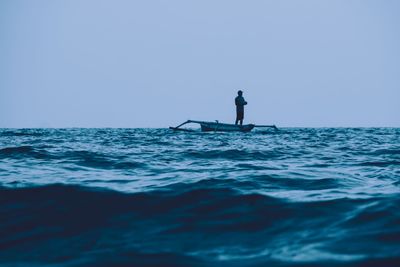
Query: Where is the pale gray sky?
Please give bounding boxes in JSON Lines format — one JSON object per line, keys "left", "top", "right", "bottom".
{"left": 1, "top": 0, "right": 399, "bottom": 127}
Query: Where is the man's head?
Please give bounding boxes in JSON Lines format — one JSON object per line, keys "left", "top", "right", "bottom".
{"left": 237, "top": 90, "right": 243, "bottom": 96}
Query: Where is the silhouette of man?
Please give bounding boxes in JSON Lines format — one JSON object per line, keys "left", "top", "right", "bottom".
{"left": 235, "top": 90, "right": 247, "bottom": 125}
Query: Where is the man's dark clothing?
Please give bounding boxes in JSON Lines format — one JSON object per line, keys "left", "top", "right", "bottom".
{"left": 235, "top": 95, "right": 247, "bottom": 124}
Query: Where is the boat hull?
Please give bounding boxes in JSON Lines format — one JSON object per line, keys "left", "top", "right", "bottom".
{"left": 199, "top": 122, "right": 255, "bottom": 132}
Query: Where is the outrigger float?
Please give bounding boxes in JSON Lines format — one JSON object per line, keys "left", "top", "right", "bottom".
{"left": 169, "top": 120, "right": 278, "bottom": 132}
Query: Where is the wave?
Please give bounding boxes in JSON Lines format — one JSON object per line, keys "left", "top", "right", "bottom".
{"left": 62, "top": 150, "right": 144, "bottom": 170}
{"left": 0, "top": 146, "right": 144, "bottom": 170}
{"left": 184, "top": 149, "right": 284, "bottom": 161}
{"left": 248, "top": 175, "right": 342, "bottom": 190}
{"left": 358, "top": 161, "right": 400, "bottom": 167}
{"left": 1, "top": 184, "right": 399, "bottom": 266}
{"left": 0, "top": 145, "right": 35, "bottom": 154}
{"left": 0, "top": 130, "right": 44, "bottom": 137}
{"left": 370, "top": 149, "right": 400, "bottom": 156}
{"left": 0, "top": 146, "right": 52, "bottom": 160}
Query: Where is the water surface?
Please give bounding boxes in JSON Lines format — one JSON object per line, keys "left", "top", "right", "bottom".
{"left": 0, "top": 128, "right": 399, "bottom": 266}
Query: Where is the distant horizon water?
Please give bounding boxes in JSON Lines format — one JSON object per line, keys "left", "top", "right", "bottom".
{"left": 2, "top": 126, "right": 400, "bottom": 129}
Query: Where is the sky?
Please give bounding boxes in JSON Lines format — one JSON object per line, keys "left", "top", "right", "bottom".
{"left": 1, "top": 0, "right": 399, "bottom": 127}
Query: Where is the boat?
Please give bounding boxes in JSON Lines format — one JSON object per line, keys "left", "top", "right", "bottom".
{"left": 169, "top": 120, "right": 277, "bottom": 132}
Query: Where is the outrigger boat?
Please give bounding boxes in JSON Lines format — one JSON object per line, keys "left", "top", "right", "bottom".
{"left": 169, "top": 120, "right": 278, "bottom": 132}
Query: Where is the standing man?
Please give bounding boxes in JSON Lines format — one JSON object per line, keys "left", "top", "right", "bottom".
{"left": 235, "top": 90, "right": 247, "bottom": 125}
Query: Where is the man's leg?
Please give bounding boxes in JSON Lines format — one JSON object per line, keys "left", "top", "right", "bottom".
{"left": 237, "top": 111, "right": 243, "bottom": 126}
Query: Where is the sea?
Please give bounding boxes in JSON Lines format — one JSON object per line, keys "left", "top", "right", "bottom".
{"left": 0, "top": 128, "right": 399, "bottom": 267}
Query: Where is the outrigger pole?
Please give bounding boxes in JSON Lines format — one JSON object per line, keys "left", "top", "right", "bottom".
{"left": 169, "top": 120, "right": 194, "bottom": 132}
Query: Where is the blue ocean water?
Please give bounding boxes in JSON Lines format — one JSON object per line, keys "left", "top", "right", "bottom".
{"left": 0, "top": 128, "right": 399, "bottom": 266}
